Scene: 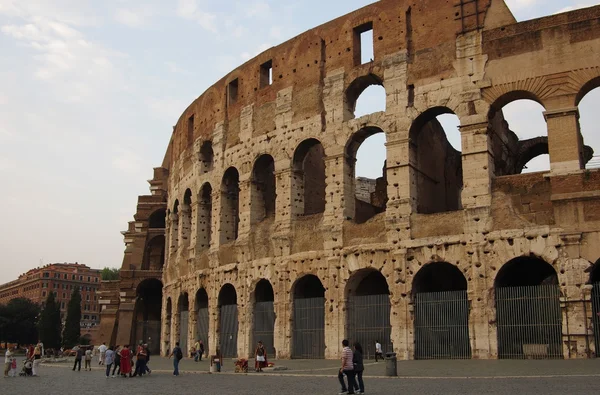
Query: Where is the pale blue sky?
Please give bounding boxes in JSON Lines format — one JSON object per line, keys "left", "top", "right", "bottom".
{"left": 0, "top": 0, "right": 597, "bottom": 281}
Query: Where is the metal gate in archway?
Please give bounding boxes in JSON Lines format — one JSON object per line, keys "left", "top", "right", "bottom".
{"left": 348, "top": 294, "right": 392, "bottom": 359}
{"left": 593, "top": 283, "right": 600, "bottom": 356}
{"left": 292, "top": 297, "right": 325, "bottom": 359}
{"left": 253, "top": 301, "right": 275, "bottom": 357}
{"left": 496, "top": 284, "right": 563, "bottom": 359}
{"left": 414, "top": 290, "right": 471, "bottom": 359}
{"left": 179, "top": 311, "right": 189, "bottom": 355}
{"left": 196, "top": 307, "right": 209, "bottom": 356}
{"left": 134, "top": 320, "right": 161, "bottom": 355}
{"left": 220, "top": 304, "right": 238, "bottom": 358}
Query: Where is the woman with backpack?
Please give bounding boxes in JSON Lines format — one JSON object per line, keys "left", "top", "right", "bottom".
{"left": 169, "top": 342, "right": 183, "bottom": 376}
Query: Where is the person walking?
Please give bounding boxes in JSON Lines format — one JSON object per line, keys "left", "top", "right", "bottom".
{"left": 98, "top": 342, "right": 107, "bottom": 365}
{"left": 133, "top": 342, "right": 147, "bottom": 377}
{"left": 32, "top": 342, "right": 42, "bottom": 376}
{"left": 338, "top": 339, "right": 356, "bottom": 394}
{"left": 211, "top": 347, "right": 223, "bottom": 372}
{"left": 84, "top": 346, "right": 93, "bottom": 371}
{"left": 352, "top": 342, "right": 365, "bottom": 394}
{"left": 104, "top": 346, "right": 115, "bottom": 378}
{"left": 169, "top": 342, "right": 183, "bottom": 376}
{"left": 4, "top": 345, "right": 14, "bottom": 378}
{"left": 198, "top": 340, "right": 205, "bottom": 362}
{"left": 375, "top": 340, "right": 383, "bottom": 362}
{"left": 120, "top": 345, "right": 132, "bottom": 377}
{"left": 144, "top": 344, "right": 152, "bottom": 375}
{"left": 193, "top": 340, "right": 200, "bottom": 362}
{"left": 111, "top": 345, "right": 121, "bottom": 377}
{"left": 72, "top": 346, "right": 83, "bottom": 371}
{"left": 254, "top": 340, "right": 267, "bottom": 372}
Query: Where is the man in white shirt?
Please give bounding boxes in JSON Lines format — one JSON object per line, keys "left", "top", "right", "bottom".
{"left": 4, "top": 346, "right": 14, "bottom": 378}
{"left": 98, "top": 342, "right": 108, "bottom": 365}
{"left": 375, "top": 340, "right": 383, "bottom": 362}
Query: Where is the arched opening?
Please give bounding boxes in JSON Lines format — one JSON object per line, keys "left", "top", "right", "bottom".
{"left": 165, "top": 297, "right": 172, "bottom": 354}
{"left": 495, "top": 255, "right": 562, "bottom": 359}
{"left": 488, "top": 92, "right": 552, "bottom": 175}
{"left": 409, "top": 107, "right": 462, "bottom": 214}
{"left": 195, "top": 288, "right": 209, "bottom": 357}
{"left": 143, "top": 235, "right": 165, "bottom": 271}
{"left": 134, "top": 278, "right": 163, "bottom": 355}
{"left": 199, "top": 141, "right": 214, "bottom": 173}
{"left": 292, "top": 274, "right": 325, "bottom": 359}
{"left": 148, "top": 208, "right": 166, "bottom": 228}
{"left": 577, "top": 82, "right": 600, "bottom": 169}
{"left": 292, "top": 139, "right": 326, "bottom": 216}
{"left": 218, "top": 284, "right": 238, "bottom": 358}
{"left": 220, "top": 167, "right": 240, "bottom": 244}
{"left": 252, "top": 279, "right": 275, "bottom": 357}
{"left": 178, "top": 293, "right": 189, "bottom": 356}
{"left": 344, "top": 74, "right": 385, "bottom": 120}
{"left": 197, "top": 183, "right": 212, "bottom": 251}
{"left": 412, "top": 262, "right": 471, "bottom": 359}
{"left": 346, "top": 127, "right": 387, "bottom": 224}
{"left": 345, "top": 269, "right": 391, "bottom": 359}
{"left": 169, "top": 200, "right": 179, "bottom": 250}
{"left": 180, "top": 189, "right": 192, "bottom": 247}
{"left": 250, "top": 154, "right": 276, "bottom": 224}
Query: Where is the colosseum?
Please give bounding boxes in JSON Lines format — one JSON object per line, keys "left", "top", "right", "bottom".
{"left": 98, "top": 0, "right": 600, "bottom": 361}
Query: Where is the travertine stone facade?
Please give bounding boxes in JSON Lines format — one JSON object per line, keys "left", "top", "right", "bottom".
{"left": 100, "top": 0, "right": 600, "bottom": 360}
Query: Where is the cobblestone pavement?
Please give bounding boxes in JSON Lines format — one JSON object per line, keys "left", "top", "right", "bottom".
{"left": 3, "top": 358, "right": 600, "bottom": 394}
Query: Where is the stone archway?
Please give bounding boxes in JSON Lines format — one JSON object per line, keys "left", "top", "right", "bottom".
{"left": 252, "top": 279, "right": 275, "bottom": 357}
{"left": 495, "top": 255, "right": 562, "bottom": 359}
{"left": 412, "top": 262, "right": 471, "bottom": 359}
{"left": 195, "top": 288, "right": 209, "bottom": 357}
{"left": 178, "top": 293, "right": 189, "bottom": 356}
{"left": 133, "top": 278, "right": 163, "bottom": 355}
{"left": 218, "top": 284, "right": 238, "bottom": 358}
{"left": 292, "top": 274, "right": 325, "bottom": 359}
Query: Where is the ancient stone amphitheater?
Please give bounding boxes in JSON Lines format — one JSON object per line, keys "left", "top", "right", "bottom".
{"left": 99, "top": 0, "right": 600, "bottom": 361}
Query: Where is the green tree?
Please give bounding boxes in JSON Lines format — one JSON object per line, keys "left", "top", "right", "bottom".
{"left": 101, "top": 267, "right": 120, "bottom": 281}
{"left": 62, "top": 288, "right": 82, "bottom": 348}
{"left": 0, "top": 298, "right": 40, "bottom": 346}
{"left": 38, "top": 292, "right": 62, "bottom": 350}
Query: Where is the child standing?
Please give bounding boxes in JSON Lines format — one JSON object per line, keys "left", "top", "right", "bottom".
{"left": 84, "top": 347, "right": 93, "bottom": 371}
{"left": 9, "top": 356, "right": 17, "bottom": 377}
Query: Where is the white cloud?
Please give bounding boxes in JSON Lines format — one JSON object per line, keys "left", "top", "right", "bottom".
{"left": 165, "top": 61, "right": 192, "bottom": 75}
{"left": 176, "top": 0, "right": 217, "bottom": 33}
{"left": 115, "top": 8, "right": 153, "bottom": 28}
{"left": 244, "top": 1, "right": 271, "bottom": 18}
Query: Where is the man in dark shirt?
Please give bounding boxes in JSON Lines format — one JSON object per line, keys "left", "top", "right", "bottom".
{"left": 72, "top": 346, "right": 83, "bottom": 371}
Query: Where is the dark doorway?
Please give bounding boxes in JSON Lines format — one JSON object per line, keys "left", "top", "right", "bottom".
{"left": 219, "top": 284, "right": 238, "bottom": 358}
{"left": 195, "top": 288, "right": 209, "bottom": 356}
{"left": 292, "top": 275, "right": 325, "bottom": 359}
{"left": 178, "top": 293, "right": 189, "bottom": 356}
{"left": 134, "top": 278, "right": 163, "bottom": 355}
{"left": 253, "top": 279, "right": 275, "bottom": 358}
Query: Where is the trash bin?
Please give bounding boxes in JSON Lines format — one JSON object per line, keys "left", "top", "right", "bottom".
{"left": 385, "top": 352, "right": 397, "bottom": 376}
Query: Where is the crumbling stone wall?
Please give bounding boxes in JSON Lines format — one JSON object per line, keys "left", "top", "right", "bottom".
{"left": 100, "top": 0, "right": 600, "bottom": 360}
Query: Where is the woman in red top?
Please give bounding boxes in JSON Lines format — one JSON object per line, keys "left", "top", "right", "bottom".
{"left": 119, "top": 345, "right": 132, "bottom": 377}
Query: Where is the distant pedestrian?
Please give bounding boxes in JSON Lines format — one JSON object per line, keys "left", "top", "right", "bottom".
{"left": 104, "top": 346, "right": 115, "bottom": 378}
{"left": 169, "top": 342, "right": 183, "bottom": 376}
{"left": 337, "top": 339, "right": 356, "bottom": 395}
{"left": 72, "top": 346, "right": 83, "bottom": 371}
{"left": 9, "top": 355, "right": 17, "bottom": 377}
{"left": 375, "top": 340, "right": 383, "bottom": 362}
{"left": 111, "top": 345, "right": 121, "bottom": 377}
{"left": 84, "top": 346, "right": 93, "bottom": 371}
{"left": 98, "top": 342, "right": 107, "bottom": 365}
{"left": 198, "top": 340, "right": 205, "bottom": 361}
{"left": 194, "top": 340, "right": 200, "bottom": 362}
{"left": 133, "top": 342, "right": 147, "bottom": 377}
{"left": 32, "top": 342, "right": 42, "bottom": 376}
{"left": 352, "top": 342, "right": 365, "bottom": 394}
{"left": 4, "top": 345, "right": 14, "bottom": 378}
{"left": 254, "top": 340, "right": 267, "bottom": 372}
{"left": 211, "top": 347, "right": 223, "bottom": 372}
{"left": 120, "top": 345, "right": 132, "bottom": 377}
{"left": 144, "top": 344, "right": 152, "bottom": 375}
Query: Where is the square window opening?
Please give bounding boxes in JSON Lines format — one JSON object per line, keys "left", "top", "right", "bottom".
{"left": 260, "top": 60, "right": 273, "bottom": 88}
{"left": 188, "top": 114, "right": 194, "bottom": 141}
{"left": 353, "top": 22, "right": 374, "bottom": 65}
{"left": 228, "top": 78, "right": 239, "bottom": 105}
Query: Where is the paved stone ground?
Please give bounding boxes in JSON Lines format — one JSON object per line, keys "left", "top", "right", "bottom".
{"left": 3, "top": 358, "right": 600, "bottom": 394}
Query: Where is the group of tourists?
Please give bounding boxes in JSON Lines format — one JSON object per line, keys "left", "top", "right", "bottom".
{"left": 72, "top": 342, "right": 152, "bottom": 378}
{"left": 3, "top": 343, "right": 43, "bottom": 378}
{"left": 338, "top": 340, "right": 367, "bottom": 395}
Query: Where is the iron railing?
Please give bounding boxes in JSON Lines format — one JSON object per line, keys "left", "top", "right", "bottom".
{"left": 134, "top": 320, "right": 161, "bottom": 355}
{"left": 179, "top": 311, "right": 189, "bottom": 355}
{"left": 253, "top": 301, "right": 276, "bottom": 357}
{"left": 196, "top": 307, "right": 209, "bottom": 355}
{"left": 220, "top": 304, "right": 239, "bottom": 358}
{"left": 496, "top": 284, "right": 563, "bottom": 359}
{"left": 347, "top": 294, "right": 392, "bottom": 359}
{"left": 292, "top": 297, "right": 325, "bottom": 359}
{"left": 414, "top": 290, "right": 472, "bottom": 359}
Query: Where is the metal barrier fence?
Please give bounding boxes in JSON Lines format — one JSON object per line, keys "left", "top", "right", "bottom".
{"left": 196, "top": 307, "right": 209, "bottom": 355}
{"left": 496, "top": 284, "right": 563, "bottom": 359}
{"left": 134, "top": 320, "right": 161, "bottom": 355}
{"left": 414, "top": 290, "right": 472, "bottom": 359}
{"left": 179, "top": 311, "right": 189, "bottom": 355}
{"left": 591, "top": 283, "right": 600, "bottom": 356}
{"left": 292, "top": 297, "right": 325, "bottom": 359}
{"left": 220, "top": 304, "right": 239, "bottom": 358}
{"left": 347, "top": 294, "right": 392, "bottom": 359}
{"left": 253, "top": 301, "right": 276, "bottom": 357}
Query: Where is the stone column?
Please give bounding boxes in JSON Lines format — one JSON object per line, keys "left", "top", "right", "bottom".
{"left": 545, "top": 107, "right": 583, "bottom": 174}
{"left": 209, "top": 288, "right": 219, "bottom": 356}
{"left": 178, "top": 203, "right": 191, "bottom": 249}
{"left": 168, "top": 212, "right": 179, "bottom": 255}
{"left": 391, "top": 250, "right": 412, "bottom": 359}
{"left": 188, "top": 291, "right": 197, "bottom": 358}
{"left": 271, "top": 168, "right": 295, "bottom": 257}
{"left": 237, "top": 177, "right": 251, "bottom": 240}
{"left": 273, "top": 271, "right": 291, "bottom": 359}
{"left": 385, "top": 135, "right": 414, "bottom": 243}
{"left": 469, "top": 248, "right": 493, "bottom": 359}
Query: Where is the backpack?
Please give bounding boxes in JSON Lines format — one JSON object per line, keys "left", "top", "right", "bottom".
{"left": 175, "top": 348, "right": 183, "bottom": 360}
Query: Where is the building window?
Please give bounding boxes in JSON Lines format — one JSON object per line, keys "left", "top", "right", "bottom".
{"left": 87, "top": 276, "right": 90, "bottom": 282}
{"left": 260, "top": 60, "right": 273, "bottom": 88}
{"left": 228, "top": 78, "right": 239, "bottom": 106}
{"left": 62, "top": 292, "right": 66, "bottom": 298}
{"left": 95, "top": 278, "right": 98, "bottom": 283}
{"left": 43, "top": 272, "right": 49, "bottom": 278}
{"left": 42, "top": 291, "right": 46, "bottom": 297}
{"left": 61, "top": 302, "right": 65, "bottom": 309}
{"left": 79, "top": 276, "right": 83, "bottom": 281}
{"left": 91, "top": 315, "right": 97, "bottom": 321}
{"left": 353, "top": 22, "right": 374, "bottom": 65}
{"left": 86, "top": 295, "right": 90, "bottom": 301}
{"left": 72, "top": 274, "right": 75, "bottom": 280}
{"left": 64, "top": 274, "right": 67, "bottom": 279}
